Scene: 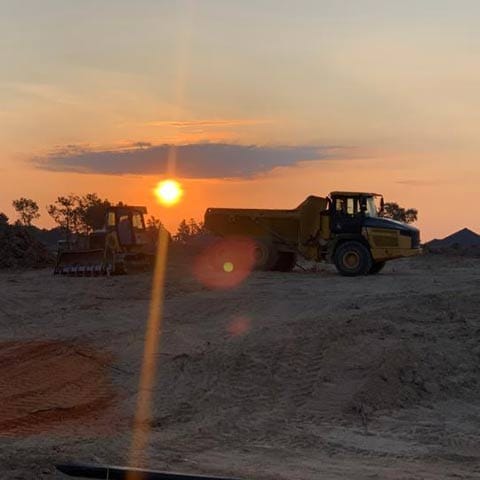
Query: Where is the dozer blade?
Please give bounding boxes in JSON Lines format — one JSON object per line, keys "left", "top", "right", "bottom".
{"left": 54, "top": 249, "right": 110, "bottom": 276}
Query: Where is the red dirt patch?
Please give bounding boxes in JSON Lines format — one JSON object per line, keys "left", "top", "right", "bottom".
{"left": 0, "top": 340, "right": 116, "bottom": 436}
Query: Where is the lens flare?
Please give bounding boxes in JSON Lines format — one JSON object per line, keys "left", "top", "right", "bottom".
{"left": 154, "top": 179, "right": 183, "bottom": 206}
{"left": 223, "top": 262, "right": 234, "bottom": 273}
{"left": 228, "top": 315, "right": 251, "bottom": 337}
{"left": 193, "top": 236, "right": 256, "bottom": 290}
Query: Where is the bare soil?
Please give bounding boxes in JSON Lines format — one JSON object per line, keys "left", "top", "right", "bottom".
{"left": 0, "top": 252, "right": 479, "bottom": 479}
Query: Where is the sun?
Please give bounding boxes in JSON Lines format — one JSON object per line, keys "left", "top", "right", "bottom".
{"left": 154, "top": 179, "right": 183, "bottom": 206}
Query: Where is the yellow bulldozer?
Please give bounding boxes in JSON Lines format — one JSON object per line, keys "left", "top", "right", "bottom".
{"left": 54, "top": 205, "right": 158, "bottom": 275}
{"left": 204, "top": 192, "right": 421, "bottom": 276}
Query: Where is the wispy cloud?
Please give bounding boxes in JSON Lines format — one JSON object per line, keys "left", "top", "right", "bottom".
{"left": 34, "top": 142, "right": 347, "bottom": 179}
{"left": 395, "top": 179, "right": 443, "bottom": 186}
{"left": 143, "top": 119, "right": 270, "bottom": 128}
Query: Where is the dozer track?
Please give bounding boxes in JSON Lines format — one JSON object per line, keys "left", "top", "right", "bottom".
{"left": 54, "top": 249, "right": 112, "bottom": 276}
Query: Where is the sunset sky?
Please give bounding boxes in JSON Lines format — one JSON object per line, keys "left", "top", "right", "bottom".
{"left": 1, "top": 0, "right": 479, "bottom": 240}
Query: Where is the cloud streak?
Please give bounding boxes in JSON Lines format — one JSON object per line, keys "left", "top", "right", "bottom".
{"left": 144, "top": 119, "right": 269, "bottom": 128}
{"left": 34, "top": 143, "right": 344, "bottom": 179}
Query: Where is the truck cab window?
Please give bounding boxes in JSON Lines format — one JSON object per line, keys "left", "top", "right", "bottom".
{"left": 346, "top": 198, "right": 355, "bottom": 215}
{"left": 132, "top": 212, "right": 145, "bottom": 231}
{"left": 118, "top": 214, "right": 133, "bottom": 245}
{"left": 107, "top": 211, "right": 116, "bottom": 227}
{"left": 335, "top": 197, "right": 359, "bottom": 216}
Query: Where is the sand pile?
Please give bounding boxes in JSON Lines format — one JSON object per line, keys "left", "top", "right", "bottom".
{"left": 0, "top": 340, "right": 115, "bottom": 436}
{"left": 0, "top": 224, "right": 53, "bottom": 268}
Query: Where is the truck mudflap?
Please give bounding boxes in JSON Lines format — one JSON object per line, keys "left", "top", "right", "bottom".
{"left": 53, "top": 249, "right": 110, "bottom": 276}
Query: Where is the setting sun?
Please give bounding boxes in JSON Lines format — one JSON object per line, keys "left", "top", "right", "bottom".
{"left": 154, "top": 180, "right": 183, "bottom": 206}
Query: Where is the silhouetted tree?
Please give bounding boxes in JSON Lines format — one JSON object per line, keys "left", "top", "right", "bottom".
{"left": 146, "top": 216, "right": 163, "bottom": 232}
{"left": 145, "top": 216, "right": 171, "bottom": 244}
{"left": 174, "top": 220, "right": 190, "bottom": 243}
{"left": 12, "top": 197, "right": 40, "bottom": 226}
{"left": 47, "top": 195, "right": 79, "bottom": 241}
{"left": 78, "top": 193, "right": 111, "bottom": 232}
{"left": 173, "top": 218, "right": 206, "bottom": 243}
{"left": 0, "top": 213, "right": 9, "bottom": 229}
{"left": 381, "top": 202, "right": 418, "bottom": 223}
{"left": 47, "top": 194, "right": 112, "bottom": 239}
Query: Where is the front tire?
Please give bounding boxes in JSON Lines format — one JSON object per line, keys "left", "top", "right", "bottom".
{"left": 334, "top": 241, "right": 373, "bottom": 276}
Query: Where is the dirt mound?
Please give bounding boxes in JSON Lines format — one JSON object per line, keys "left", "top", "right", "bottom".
{"left": 0, "top": 224, "right": 53, "bottom": 268}
{"left": 0, "top": 340, "right": 115, "bottom": 436}
{"left": 155, "top": 329, "right": 429, "bottom": 426}
{"left": 426, "top": 228, "right": 480, "bottom": 254}
{"left": 425, "top": 244, "right": 480, "bottom": 257}
{"left": 148, "top": 284, "right": 480, "bottom": 446}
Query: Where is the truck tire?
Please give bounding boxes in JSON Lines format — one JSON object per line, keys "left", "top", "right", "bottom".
{"left": 253, "top": 241, "right": 278, "bottom": 271}
{"left": 369, "top": 261, "right": 386, "bottom": 275}
{"left": 334, "top": 241, "right": 372, "bottom": 276}
{"left": 273, "top": 252, "right": 297, "bottom": 272}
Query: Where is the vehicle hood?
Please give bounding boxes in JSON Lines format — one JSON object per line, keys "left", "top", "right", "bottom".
{"left": 364, "top": 216, "right": 419, "bottom": 234}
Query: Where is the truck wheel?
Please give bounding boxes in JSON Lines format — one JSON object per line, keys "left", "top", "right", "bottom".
{"left": 334, "top": 241, "right": 372, "bottom": 276}
{"left": 369, "top": 261, "right": 386, "bottom": 274}
{"left": 253, "top": 241, "right": 278, "bottom": 271}
{"left": 273, "top": 252, "right": 297, "bottom": 272}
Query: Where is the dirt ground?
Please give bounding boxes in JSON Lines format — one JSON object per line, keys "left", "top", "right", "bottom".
{"left": 0, "top": 251, "right": 480, "bottom": 479}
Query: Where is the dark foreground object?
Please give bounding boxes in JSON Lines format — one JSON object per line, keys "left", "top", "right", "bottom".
{"left": 56, "top": 463, "right": 243, "bottom": 480}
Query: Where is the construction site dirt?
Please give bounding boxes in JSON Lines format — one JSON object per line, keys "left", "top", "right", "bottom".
{"left": 1, "top": 252, "right": 479, "bottom": 479}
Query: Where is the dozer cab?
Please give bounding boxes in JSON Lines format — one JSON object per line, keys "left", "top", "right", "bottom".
{"left": 54, "top": 206, "right": 156, "bottom": 276}
{"left": 204, "top": 192, "right": 421, "bottom": 276}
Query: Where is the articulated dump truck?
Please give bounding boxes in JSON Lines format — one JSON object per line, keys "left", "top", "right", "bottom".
{"left": 204, "top": 192, "right": 421, "bottom": 276}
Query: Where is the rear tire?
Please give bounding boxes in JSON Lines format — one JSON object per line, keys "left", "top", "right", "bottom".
{"left": 334, "top": 241, "right": 372, "bottom": 276}
{"left": 253, "top": 241, "right": 278, "bottom": 271}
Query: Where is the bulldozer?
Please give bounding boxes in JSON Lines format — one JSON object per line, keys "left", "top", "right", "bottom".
{"left": 204, "top": 192, "right": 421, "bottom": 276}
{"left": 54, "top": 205, "right": 157, "bottom": 276}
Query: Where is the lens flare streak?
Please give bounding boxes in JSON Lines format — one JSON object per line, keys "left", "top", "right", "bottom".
{"left": 127, "top": 228, "right": 170, "bottom": 477}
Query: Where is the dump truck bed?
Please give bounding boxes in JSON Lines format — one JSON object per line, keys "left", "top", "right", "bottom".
{"left": 204, "top": 196, "right": 329, "bottom": 249}
{"left": 205, "top": 207, "right": 301, "bottom": 243}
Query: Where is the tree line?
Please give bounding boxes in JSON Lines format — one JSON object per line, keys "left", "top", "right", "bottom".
{"left": 3, "top": 193, "right": 206, "bottom": 243}
{"left": 4, "top": 194, "right": 417, "bottom": 243}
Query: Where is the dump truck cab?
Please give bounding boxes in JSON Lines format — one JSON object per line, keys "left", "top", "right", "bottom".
{"left": 325, "top": 191, "right": 421, "bottom": 275}
{"left": 329, "top": 192, "right": 381, "bottom": 235}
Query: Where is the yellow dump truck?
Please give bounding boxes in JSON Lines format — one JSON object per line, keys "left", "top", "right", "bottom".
{"left": 204, "top": 192, "right": 421, "bottom": 276}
